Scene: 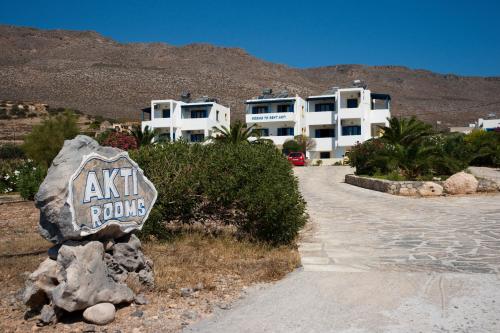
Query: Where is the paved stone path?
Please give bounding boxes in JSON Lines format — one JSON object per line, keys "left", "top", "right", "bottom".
{"left": 298, "top": 166, "right": 500, "bottom": 275}
{"left": 188, "top": 166, "right": 500, "bottom": 333}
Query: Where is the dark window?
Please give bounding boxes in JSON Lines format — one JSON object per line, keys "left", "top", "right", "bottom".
{"left": 314, "top": 128, "right": 335, "bottom": 138}
{"left": 190, "top": 110, "right": 207, "bottom": 118}
{"left": 342, "top": 126, "right": 361, "bottom": 136}
{"left": 347, "top": 99, "right": 358, "bottom": 108}
{"left": 277, "top": 127, "right": 294, "bottom": 136}
{"left": 256, "top": 128, "right": 269, "bottom": 136}
{"left": 314, "top": 103, "right": 335, "bottom": 112}
{"left": 277, "top": 104, "right": 293, "bottom": 113}
{"left": 216, "top": 111, "right": 219, "bottom": 121}
{"left": 142, "top": 109, "right": 151, "bottom": 121}
{"left": 252, "top": 106, "right": 269, "bottom": 114}
{"left": 190, "top": 133, "right": 204, "bottom": 142}
{"left": 320, "top": 152, "right": 331, "bottom": 159}
{"left": 162, "top": 109, "right": 170, "bottom": 118}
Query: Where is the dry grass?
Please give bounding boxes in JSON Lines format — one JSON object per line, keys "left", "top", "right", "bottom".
{"left": 0, "top": 201, "right": 301, "bottom": 332}
{"left": 145, "top": 232, "right": 300, "bottom": 295}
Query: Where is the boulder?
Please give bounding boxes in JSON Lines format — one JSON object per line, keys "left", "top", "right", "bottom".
{"left": 112, "top": 234, "right": 145, "bottom": 272}
{"left": 417, "top": 182, "right": 443, "bottom": 196}
{"left": 51, "top": 241, "right": 134, "bottom": 312}
{"left": 35, "top": 135, "right": 123, "bottom": 244}
{"left": 23, "top": 258, "right": 59, "bottom": 309}
{"left": 443, "top": 172, "right": 478, "bottom": 195}
{"left": 83, "top": 303, "right": 116, "bottom": 325}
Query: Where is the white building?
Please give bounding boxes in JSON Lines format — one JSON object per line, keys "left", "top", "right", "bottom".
{"left": 245, "top": 90, "right": 306, "bottom": 146}
{"left": 141, "top": 95, "right": 230, "bottom": 143}
{"left": 305, "top": 84, "right": 391, "bottom": 161}
{"left": 244, "top": 83, "right": 391, "bottom": 162}
{"left": 477, "top": 117, "right": 500, "bottom": 131}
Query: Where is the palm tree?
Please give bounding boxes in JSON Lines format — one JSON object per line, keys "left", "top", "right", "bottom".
{"left": 212, "top": 121, "right": 259, "bottom": 144}
{"left": 380, "top": 116, "right": 434, "bottom": 146}
{"left": 131, "top": 125, "right": 157, "bottom": 147}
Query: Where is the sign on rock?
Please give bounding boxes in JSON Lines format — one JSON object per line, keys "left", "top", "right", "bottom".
{"left": 67, "top": 152, "right": 157, "bottom": 236}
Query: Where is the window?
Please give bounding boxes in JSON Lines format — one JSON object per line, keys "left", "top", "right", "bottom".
{"left": 347, "top": 99, "right": 358, "bottom": 108}
{"left": 252, "top": 106, "right": 268, "bottom": 114}
{"left": 190, "top": 133, "right": 204, "bottom": 142}
{"left": 277, "top": 127, "right": 294, "bottom": 136}
{"left": 320, "top": 152, "right": 331, "bottom": 159}
{"left": 277, "top": 104, "right": 293, "bottom": 113}
{"left": 342, "top": 126, "right": 361, "bottom": 136}
{"left": 314, "top": 128, "right": 335, "bottom": 138}
{"left": 314, "top": 103, "right": 335, "bottom": 112}
{"left": 255, "top": 128, "right": 269, "bottom": 136}
{"left": 162, "top": 109, "right": 170, "bottom": 118}
{"left": 190, "top": 109, "right": 207, "bottom": 118}
{"left": 216, "top": 111, "right": 219, "bottom": 121}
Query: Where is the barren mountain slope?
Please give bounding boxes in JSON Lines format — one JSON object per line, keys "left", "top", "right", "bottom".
{"left": 1, "top": 25, "right": 499, "bottom": 126}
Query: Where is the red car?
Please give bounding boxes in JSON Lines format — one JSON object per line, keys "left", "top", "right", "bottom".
{"left": 287, "top": 152, "right": 306, "bottom": 166}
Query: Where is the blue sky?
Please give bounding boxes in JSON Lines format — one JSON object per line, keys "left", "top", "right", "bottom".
{"left": 1, "top": 0, "right": 499, "bottom": 76}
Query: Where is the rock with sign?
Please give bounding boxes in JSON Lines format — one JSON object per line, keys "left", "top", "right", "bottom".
{"left": 36, "top": 135, "right": 157, "bottom": 243}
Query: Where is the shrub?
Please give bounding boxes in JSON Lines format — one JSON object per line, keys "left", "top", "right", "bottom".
{"left": 16, "top": 160, "right": 46, "bottom": 200}
{"left": 131, "top": 142, "right": 307, "bottom": 245}
{"left": 349, "top": 139, "right": 390, "bottom": 175}
{"left": 102, "top": 131, "right": 138, "bottom": 150}
{"left": 0, "top": 143, "right": 25, "bottom": 159}
{"left": 22, "top": 111, "right": 79, "bottom": 167}
{"left": 465, "top": 130, "right": 500, "bottom": 167}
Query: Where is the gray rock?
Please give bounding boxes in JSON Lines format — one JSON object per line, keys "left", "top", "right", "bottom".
{"left": 51, "top": 241, "right": 134, "bottom": 312}
{"left": 23, "top": 258, "right": 58, "bottom": 310}
{"left": 182, "top": 310, "right": 199, "bottom": 320}
{"left": 181, "top": 288, "right": 194, "bottom": 297}
{"left": 47, "top": 245, "right": 60, "bottom": 260}
{"left": 35, "top": 135, "right": 123, "bottom": 244}
{"left": 112, "top": 234, "right": 145, "bottom": 272}
{"left": 134, "top": 293, "right": 149, "bottom": 305}
{"left": 39, "top": 304, "right": 58, "bottom": 325}
{"left": 417, "top": 182, "right": 443, "bottom": 196}
{"left": 83, "top": 303, "right": 116, "bottom": 325}
{"left": 131, "top": 310, "right": 144, "bottom": 318}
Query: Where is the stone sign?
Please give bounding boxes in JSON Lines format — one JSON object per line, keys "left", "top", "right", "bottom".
{"left": 67, "top": 152, "right": 157, "bottom": 236}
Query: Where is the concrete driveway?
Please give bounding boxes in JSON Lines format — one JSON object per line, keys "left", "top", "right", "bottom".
{"left": 188, "top": 166, "right": 500, "bottom": 333}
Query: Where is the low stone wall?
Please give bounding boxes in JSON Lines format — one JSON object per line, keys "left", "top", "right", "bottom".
{"left": 345, "top": 174, "right": 444, "bottom": 196}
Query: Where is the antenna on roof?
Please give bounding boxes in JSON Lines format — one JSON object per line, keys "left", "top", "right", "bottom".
{"left": 180, "top": 91, "right": 191, "bottom": 102}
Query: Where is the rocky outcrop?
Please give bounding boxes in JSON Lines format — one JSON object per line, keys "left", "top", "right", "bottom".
{"left": 417, "top": 182, "right": 443, "bottom": 196}
{"left": 443, "top": 172, "right": 478, "bottom": 195}
{"left": 345, "top": 175, "right": 444, "bottom": 197}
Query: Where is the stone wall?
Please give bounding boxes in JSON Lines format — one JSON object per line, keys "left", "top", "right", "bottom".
{"left": 345, "top": 174, "right": 444, "bottom": 197}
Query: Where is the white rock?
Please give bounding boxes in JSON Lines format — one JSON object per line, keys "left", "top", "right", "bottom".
{"left": 83, "top": 303, "right": 116, "bottom": 325}
{"left": 443, "top": 172, "right": 478, "bottom": 195}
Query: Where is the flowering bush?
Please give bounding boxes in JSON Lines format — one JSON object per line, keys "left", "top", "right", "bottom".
{"left": 0, "top": 159, "right": 46, "bottom": 199}
{"left": 102, "top": 131, "right": 138, "bottom": 151}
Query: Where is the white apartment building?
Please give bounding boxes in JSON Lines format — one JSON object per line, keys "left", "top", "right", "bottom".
{"left": 305, "top": 83, "right": 391, "bottom": 161}
{"left": 477, "top": 117, "right": 500, "bottom": 131}
{"left": 245, "top": 90, "right": 306, "bottom": 146}
{"left": 244, "top": 82, "right": 391, "bottom": 161}
{"left": 141, "top": 94, "right": 230, "bottom": 143}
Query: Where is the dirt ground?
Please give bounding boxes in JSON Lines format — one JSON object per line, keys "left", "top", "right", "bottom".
{"left": 0, "top": 202, "right": 300, "bottom": 333}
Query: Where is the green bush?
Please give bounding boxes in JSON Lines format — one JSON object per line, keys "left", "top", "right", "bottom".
{"left": 0, "top": 143, "right": 25, "bottom": 159}
{"left": 22, "top": 111, "right": 79, "bottom": 167}
{"left": 16, "top": 160, "right": 46, "bottom": 200}
{"left": 130, "top": 141, "right": 307, "bottom": 245}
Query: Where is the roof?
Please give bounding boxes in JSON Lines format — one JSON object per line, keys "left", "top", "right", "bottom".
{"left": 245, "top": 97, "right": 296, "bottom": 104}
{"left": 306, "top": 94, "right": 336, "bottom": 101}
{"left": 181, "top": 102, "right": 215, "bottom": 108}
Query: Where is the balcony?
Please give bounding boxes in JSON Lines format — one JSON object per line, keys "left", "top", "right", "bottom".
{"left": 260, "top": 135, "right": 294, "bottom": 146}
{"left": 338, "top": 107, "right": 363, "bottom": 119}
{"left": 246, "top": 112, "right": 295, "bottom": 123}
{"left": 305, "top": 111, "right": 336, "bottom": 125}
{"left": 337, "top": 135, "right": 363, "bottom": 147}
{"left": 179, "top": 118, "right": 215, "bottom": 131}
{"left": 143, "top": 118, "right": 172, "bottom": 129}
{"left": 311, "top": 137, "right": 335, "bottom": 151}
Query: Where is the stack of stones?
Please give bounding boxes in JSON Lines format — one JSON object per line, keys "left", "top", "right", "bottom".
{"left": 22, "top": 136, "right": 156, "bottom": 326}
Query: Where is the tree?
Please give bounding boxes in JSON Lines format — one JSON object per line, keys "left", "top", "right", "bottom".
{"left": 131, "top": 125, "right": 157, "bottom": 147}
{"left": 380, "top": 116, "right": 434, "bottom": 146}
{"left": 283, "top": 135, "right": 315, "bottom": 154}
{"left": 212, "top": 121, "right": 259, "bottom": 144}
{"left": 22, "top": 111, "right": 79, "bottom": 167}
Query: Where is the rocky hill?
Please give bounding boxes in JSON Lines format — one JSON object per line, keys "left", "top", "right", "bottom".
{"left": 1, "top": 25, "right": 500, "bottom": 126}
